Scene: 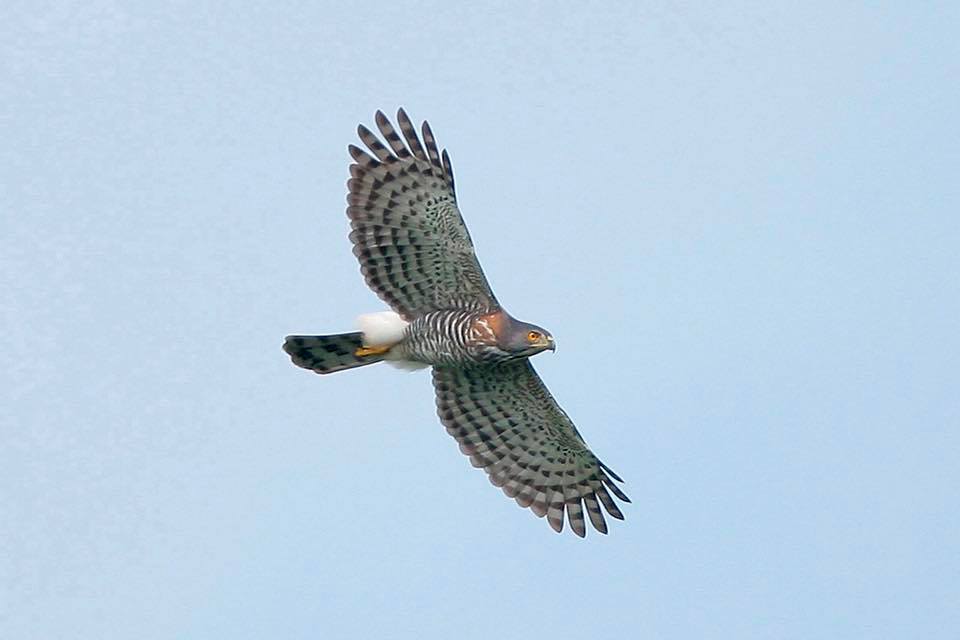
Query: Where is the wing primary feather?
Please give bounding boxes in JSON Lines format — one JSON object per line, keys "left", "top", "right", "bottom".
{"left": 601, "top": 474, "right": 631, "bottom": 503}
{"left": 376, "top": 110, "right": 410, "bottom": 158}
{"left": 441, "top": 149, "right": 455, "bottom": 193}
{"left": 421, "top": 121, "right": 442, "bottom": 166}
{"left": 583, "top": 492, "right": 608, "bottom": 534}
{"left": 348, "top": 144, "right": 379, "bottom": 169}
{"left": 564, "top": 486, "right": 587, "bottom": 538}
{"left": 358, "top": 123, "right": 392, "bottom": 161}
{"left": 397, "top": 109, "right": 427, "bottom": 160}
{"left": 595, "top": 485, "right": 625, "bottom": 520}
{"left": 599, "top": 460, "right": 625, "bottom": 483}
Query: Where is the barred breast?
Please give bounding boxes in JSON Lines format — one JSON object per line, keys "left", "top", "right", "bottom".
{"left": 393, "top": 309, "right": 493, "bottom": 366}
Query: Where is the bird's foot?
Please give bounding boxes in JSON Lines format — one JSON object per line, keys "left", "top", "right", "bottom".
{"left": 355, "top": 345, "right": 391, "bottom": 357}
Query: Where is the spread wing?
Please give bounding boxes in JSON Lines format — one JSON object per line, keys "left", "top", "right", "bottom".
{"left": 347, "top": 109, "right": 498, "bottom": 320}
{"left": 433, "top": 361, "right": 629, "bottom": 537}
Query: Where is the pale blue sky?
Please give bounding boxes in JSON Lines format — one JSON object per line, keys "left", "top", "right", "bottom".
{"left": 3, "top": 2, "right": 958, "bottom": 638}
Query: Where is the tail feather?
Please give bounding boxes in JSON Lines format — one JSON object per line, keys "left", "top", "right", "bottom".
{"left": 283, "top": 333, "right": 386, "bottom": 374}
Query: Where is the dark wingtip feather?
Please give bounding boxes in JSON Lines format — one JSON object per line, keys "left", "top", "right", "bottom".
{"left": 441, "top": 149, "right": 455, "bottom": 192}
{"left": 596, "top": 486, "right": 625, "bottom": 520}
{"left": 599, "top": 461, "right": 624, "bottom": 483}
{"left": 602, "top": 475, "right": 631, "bottom": 503}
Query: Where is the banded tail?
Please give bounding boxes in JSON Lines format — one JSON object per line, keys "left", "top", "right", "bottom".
{"left": 283, "top": 333, "right": 386, "bottom": 374}
{"left": 285, "top": 311, "right": 409, "bottom": 375}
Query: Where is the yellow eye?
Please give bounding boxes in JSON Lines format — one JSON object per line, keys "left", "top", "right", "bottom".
{"left": 527, "top": 331, "right": 541, "bottom": 342}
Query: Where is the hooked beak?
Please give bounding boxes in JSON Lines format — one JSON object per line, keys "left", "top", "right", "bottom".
{"left": 543, "top": 336, "right": 556, "bottom": 352}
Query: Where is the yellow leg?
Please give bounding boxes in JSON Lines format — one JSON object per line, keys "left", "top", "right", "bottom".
{"left": 355, "top": 345, "right": 391, "bottom": 357}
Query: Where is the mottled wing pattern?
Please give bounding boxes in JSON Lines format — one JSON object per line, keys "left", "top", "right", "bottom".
{"left": 348, "top": 110, "right": 498, "bottom": 320}
{"left": 433, "top": 361, "right": 629, "bottom": 537}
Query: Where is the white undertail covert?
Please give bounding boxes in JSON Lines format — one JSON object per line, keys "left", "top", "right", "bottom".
{"left": 356, "top": 311, "right": 408, "bottom": 348}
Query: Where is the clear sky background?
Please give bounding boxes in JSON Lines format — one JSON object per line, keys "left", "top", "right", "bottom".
{"left": 3, "top": 2, "right": 958, "bottom": 638}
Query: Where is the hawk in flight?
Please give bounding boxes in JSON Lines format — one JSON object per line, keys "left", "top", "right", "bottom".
{"left": 284, "top": 110, "right": 629, "bottom": 536}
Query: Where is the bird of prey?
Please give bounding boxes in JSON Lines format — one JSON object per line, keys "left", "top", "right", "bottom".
{"left": 284, "top": 110, "right": 629, "bottom": 536}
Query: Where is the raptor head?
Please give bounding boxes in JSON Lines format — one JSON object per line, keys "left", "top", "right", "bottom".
{"left": 506, "top": 320, "right": 556, "bottom": 357}
{"left": 475, "top": 310, "right": 555, "bottom": 359}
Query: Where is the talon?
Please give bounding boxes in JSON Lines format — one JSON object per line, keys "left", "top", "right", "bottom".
{"left": 355, "top": 345, "right": 390, "bottom": 357}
